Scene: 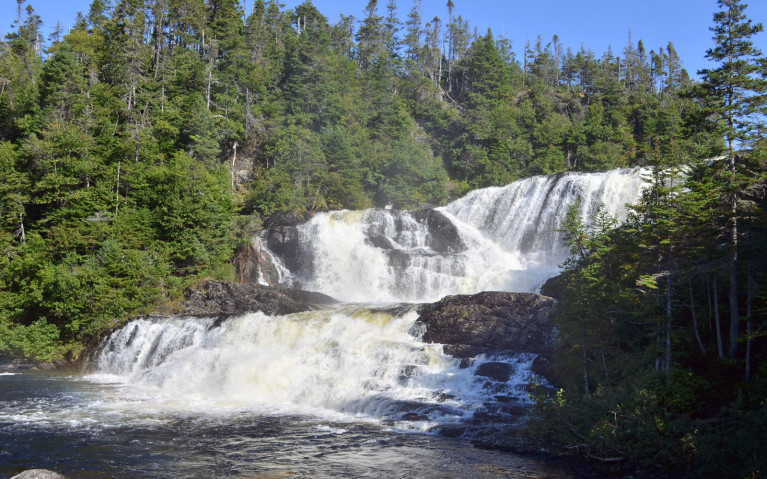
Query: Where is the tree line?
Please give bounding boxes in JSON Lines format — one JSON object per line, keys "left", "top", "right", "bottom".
{"left": 0, "top": 0, "right": 710, "bottom": 359}
{"left": 529, "top": 1, "right": 767, "bottom": 476}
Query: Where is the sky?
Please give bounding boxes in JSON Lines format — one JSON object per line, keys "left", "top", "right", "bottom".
{"left": 2, "top": 0, "right": 766, "bottom": 80}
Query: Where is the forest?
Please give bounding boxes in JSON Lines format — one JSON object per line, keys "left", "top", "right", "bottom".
{"left": 0, "top": 0, "right": 765, "bottom": 476}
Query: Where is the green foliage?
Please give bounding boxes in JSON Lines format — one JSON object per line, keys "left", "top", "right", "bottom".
{"left": 0, "top": 318, "right": 60, "bottom": 362}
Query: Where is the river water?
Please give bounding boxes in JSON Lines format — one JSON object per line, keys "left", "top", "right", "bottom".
{"left": 1, "top": 370, "right": 568, "bottom": 478}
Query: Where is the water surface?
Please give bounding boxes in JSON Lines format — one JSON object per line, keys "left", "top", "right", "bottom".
{"left": 1, "top": 371, "right": 568, "bottom": 478}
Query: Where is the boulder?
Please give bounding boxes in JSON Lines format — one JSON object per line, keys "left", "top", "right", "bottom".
{"left": 475, "top": 362, "right": 514, "bottom": 382}
{"left": 264, "top": 225, "right": 301, "bottom": 271}
{"left": 412, "top": 209, "right": 466, "bottom": 254}
{"left": 540, "top": 273, "right": 565, "bottom": 301}
{"left": 414, "top": 291, "right": 557, "bottom": 360}
{"left": 170, "top": 280, "right": 337, "bottom": 317}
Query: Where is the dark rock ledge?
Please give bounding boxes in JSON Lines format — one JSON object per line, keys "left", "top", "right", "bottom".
{"left": 158, "top": 279, "right": 338, "bottom": 317}
{"left": 414, "top": 291, "right": 558, "bottom": 362}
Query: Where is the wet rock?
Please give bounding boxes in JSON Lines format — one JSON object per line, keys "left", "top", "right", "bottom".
{"left": 167, "top": 280, "right": 337, "bottom": 317}
{"left": 475, "top": 362, "right": 514, "bottom": 382}
{"left": 266, "top": 211, "right": 311, "bottom": 228}
{"left": 412, "top": 209, "right": 466, "bottom": 254}
{"left": 11, "top": 471, "right": 69, "bottom": 479}
{"left": 531, "top": 355, "right": 554, "bottom": 380}
{"left": 435, "top": 424, "right": 466, "bottom": 438}
{"left": 262, "top": 211, "right": 313, "bottom": 272}
{"left": 415, "top": 291, "right": 557, "bottom": 360}
{"left": 388, "top": 249, "right": 411, "bottom": 268}
{"left": 435, "top": 392, "right": 455, "bottom": 402}
{"left": 264, "top": 225, "right": 301, "bottom": 271}
{"left": 398, "top": 365, "right": 419, "bottom": 381}
{"left": 401, "top": 413, "right": 429, "bottom": 421}
{"left": 233, "top": 236, "right": 287, "bottom": 286}
{"left": 365, "top": 234, "right": 395, "bottom": 250}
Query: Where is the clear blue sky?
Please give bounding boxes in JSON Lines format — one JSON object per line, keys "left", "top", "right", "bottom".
{"left": 2, "top": 0, "right": 766, "bottom": 79}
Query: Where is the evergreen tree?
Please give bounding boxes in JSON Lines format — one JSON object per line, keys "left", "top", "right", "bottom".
{"left": 696, "top": 0, "right": 766, "bottom": 357}
{"left": 356, "top": 0, "right": 384, "bottom": 70}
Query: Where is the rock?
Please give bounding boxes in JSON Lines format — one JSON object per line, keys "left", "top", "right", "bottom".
{"left": 365, "top": 234, "right": 395, "bottom": 250}
{"left": 540, "top": 273, "right": 565, "bottom": 301}
{"left": 531, "top": 355, "right": 553, "bottom": 379}
{"left": 435, "top": 424, "right": 467, "bottom": 438}
{"left": 262, "top": 211, "right": 313, "bottom": 272}
{"left": 11, "top": 470, "right": 69, "bottom": 479}
{"left": 412, "top": 209, "right": 466, "bottom": 254}
{"left": 401, "top": 413, "right": 429, "bottom": 421}
{"left": 265, "top": 211, "right": 311, "bottom": 228}
{"left": 264, "top": 225, "right": 302, "bottom": 272}
{"left": 170, "top": 280, "right": 337, "bottom": 317}
{"left": 475, "top": 362, "right": 514, "bottom": 382}
{"left": 414, "top": 291, "right": 557, "bottom": 360}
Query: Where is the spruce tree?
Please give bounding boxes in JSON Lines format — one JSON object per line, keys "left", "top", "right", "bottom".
{"left": 697, "top": 0, "right": 766, "bottom": 357}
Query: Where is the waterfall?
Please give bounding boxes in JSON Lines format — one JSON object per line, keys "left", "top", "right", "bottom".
{"left": 90, "top": 307, "right": 538, "bottom": 429}
{"left": 89, "top": 167, "right": 646, "bottom": 431}
{"left": 273, "top": 168, "right": 646, "bottom": 302}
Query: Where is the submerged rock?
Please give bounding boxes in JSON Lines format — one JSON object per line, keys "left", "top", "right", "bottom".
{"left": 414, "top": 291, "right": 557, "bottom": 360}
{"left": 168, "top": 280, "right": 337, "bottom": 317}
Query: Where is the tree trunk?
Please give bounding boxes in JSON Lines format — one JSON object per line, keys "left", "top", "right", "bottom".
{"left": 16, "top": 214, "right": 25, "bottom": 244}
{"left": 665, "top": 271, "right": 672, "bottom": 372}
{"left": 582, "top": 344, "right": 590, "bottom": 395}
{"left": 714, "top": 276, "right": 724, "bottom": 359}
{"left": 115, "top": 160, "right": 121, "bottom": 216}
{"left": 690, "top": 280, "right": 706, "bottom": 356}
{"left": 231, "top": 142, "right": 238, "bottom": 191}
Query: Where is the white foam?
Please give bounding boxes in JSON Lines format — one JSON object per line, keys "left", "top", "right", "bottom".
{"left": 85, "top": 307, "right": 542, "bottom": 429}
{"left": 286, "top": 168, "right": 646, "bottom": 301}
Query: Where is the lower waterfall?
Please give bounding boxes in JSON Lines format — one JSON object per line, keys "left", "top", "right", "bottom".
{"left": 89, "top": 306, "right": 538, "bottom": 431}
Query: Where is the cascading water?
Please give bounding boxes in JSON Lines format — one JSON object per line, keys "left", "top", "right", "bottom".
{"left": 82, "top": 168, "right": 646, "bottom": 443}
{"left": 90, "top": 306, "right": 538, "bottom": 431}
{"left": 272, "top": 168, "right": 646, "bottom": 302}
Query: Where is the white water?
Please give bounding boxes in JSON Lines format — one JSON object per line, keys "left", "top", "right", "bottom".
{"left": 87, "top": 168, "right": 646, "bottom": 432}
{"left": 90, "top": 307, "right": 537, "bottom": 430}
{"left": 283, "top": 168, "right": 645, "bottom": 302}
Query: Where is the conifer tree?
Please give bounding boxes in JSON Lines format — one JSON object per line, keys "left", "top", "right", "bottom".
{"left": 697, "top": 0, "right": 766, "bottom": 357}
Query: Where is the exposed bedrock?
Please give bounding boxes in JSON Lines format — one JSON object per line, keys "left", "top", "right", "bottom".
{"left": 168, "top": 280, "right": 337, "bottom": 317}
{"left": 263, "top": 211, "right": 309, "bottom": 272}
{"left": 414, "top": 291, "right": 557, "bottom": 361}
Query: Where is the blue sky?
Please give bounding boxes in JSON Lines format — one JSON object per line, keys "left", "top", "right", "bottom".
{"left": 2, "top": 0, "right": 765, "bottom": 79}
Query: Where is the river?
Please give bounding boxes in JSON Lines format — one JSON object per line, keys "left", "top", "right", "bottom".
{"left": 1, "top": 369, "right": 568, "bottom": 478}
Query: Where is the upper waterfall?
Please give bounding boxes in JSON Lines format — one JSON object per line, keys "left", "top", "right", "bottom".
{"left": 261, "top": 168, "right": 646, "bottom": 303}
